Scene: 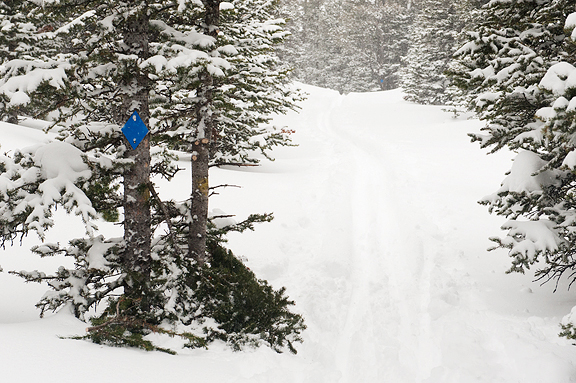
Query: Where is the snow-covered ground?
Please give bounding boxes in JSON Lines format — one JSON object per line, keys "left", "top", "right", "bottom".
{"left": 2, "top": 83, "right": 576, "bottom": 382}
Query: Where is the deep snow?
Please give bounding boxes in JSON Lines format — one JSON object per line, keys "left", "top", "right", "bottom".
{"left": 2, "top": 83, "right": 576, "bottom": 382}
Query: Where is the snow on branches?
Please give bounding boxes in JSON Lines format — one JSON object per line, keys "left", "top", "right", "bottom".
{"left": 0, "top": 0, "right": 304, "bottom": 354}
{"left": 0, "top": 140, "right": 98, "bottom": 245}
{"left": 450, "top": 0, "right": 576, "bottom": 285}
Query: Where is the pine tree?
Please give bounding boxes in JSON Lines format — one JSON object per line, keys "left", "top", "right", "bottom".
{"left": 449, "top": 0, "right": 576, "bottom": 285}
{"left": 336, "top": 0, "right": 407, "bottom": 93}
{"left": 278, "top": 0, "right": 329, "bottom": 88}
{"left": 377, "top": 3, "right": 413, "bottom": 90}
{"left": 452, "top": 3, "right": 576, "bottom": 344}
{"left": 0, "top": 0, "right": 305, "bottom": 353}
{"left": 279, "top": 0, "right": 413, "bottom": 93}
{"left": 400, "top": 0, "right": 462, "bottom": 105}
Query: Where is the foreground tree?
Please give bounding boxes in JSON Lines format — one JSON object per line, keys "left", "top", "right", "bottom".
{"left": 0, "top": 0, "right": 305, "bottom": 353}
{"left": 449, "top": 0, "right": 576, "bottom": 341}
{"left": 453, "top": 0, "right": 576, "bottom": 348}
{"left": 449, "top": 0, "right": 575, "bottom": 277}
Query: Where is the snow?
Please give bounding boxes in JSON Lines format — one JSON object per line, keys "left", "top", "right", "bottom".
{"left": 52, "top": 10, "right": 96, "bottom": 35}
{"left": 86, "top": 236, "right": 114, "bottom": 271}
{"left": 0, "top": 60, "right": 70, "bottom": 105}
{"left": 30, "top": 141, "right": 96, "bottom": 232}
{"left": 500, "top": 220, "right": 563, "bottom": 262}
{"left": 9, "top": 90, "right": 30, "bottom": 107}
{"left": 539, "top": 62, "right": 576, "bottom": 96}
{"left": 32, "top": 141, "right": 91, "bottom": 180}
{"left": 566, "top": 12, "right": 576, "bottom": 40}
{"left": 563, "top": 150, "right": 576, "bottom": 168}
{"left": 220, "top": 2, "right": 234, "bottom": 10}
{"left": 496, "top": 150, "right": 554, "bottom": 194}
{"left": 2, "top": 83, "right": 576, "bottom": 382}
{"left": 140, "top": 55, "right": 168, "bottom": 73}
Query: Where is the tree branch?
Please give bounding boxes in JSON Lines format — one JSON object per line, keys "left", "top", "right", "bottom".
{"left": 147, "top": 182, "right": 179, "bottom": 248}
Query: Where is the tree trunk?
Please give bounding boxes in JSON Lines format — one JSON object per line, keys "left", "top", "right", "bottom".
{"left": 188, "top": 0, "right": 220, "bottom": 265}
{"left": 120, "top": 11, "right": 152, "bottom": 307}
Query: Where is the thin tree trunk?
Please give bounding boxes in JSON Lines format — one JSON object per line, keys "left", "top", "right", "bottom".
{"left": 120, "top": 11, "right": 152, "bottom": 307}
{"left": 189, "top": 0, "right": 220, "bottom": 265}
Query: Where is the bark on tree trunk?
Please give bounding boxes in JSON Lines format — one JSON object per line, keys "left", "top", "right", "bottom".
{"left": 120, "top": 12, "right": 152, "bottom": 306}
{"left": 189, "top": 130, "right": 211, "bottom": 265}
{"left": 188, "top": 0, "right": 220, "bottom": 265}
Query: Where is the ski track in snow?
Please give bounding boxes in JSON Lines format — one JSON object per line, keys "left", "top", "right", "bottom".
{"left": 255, "top": 85, "right": 576, "bottom": 382}
{"left": 3, "top": 84, "right": 576, "bottom": 382}
{"left": 316, "top": 92, "right": 444, "bottom": 381}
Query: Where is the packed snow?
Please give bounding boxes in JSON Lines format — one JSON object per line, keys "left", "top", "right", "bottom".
{"left": 1, "top": 83, "right": 576, "bottom": 382}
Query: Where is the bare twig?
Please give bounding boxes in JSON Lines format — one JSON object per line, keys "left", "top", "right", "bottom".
{"left": 209, "top": 214, "right": 235, "bottom": 220}
{"left": 209, "top": 184, "right": 241, "bottom": 191}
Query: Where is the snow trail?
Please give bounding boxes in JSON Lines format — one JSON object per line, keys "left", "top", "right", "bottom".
{"left": 260, "top": 85, "right": 576, "bottom": 382}
{"left": 322, "top": 91, "right": 443, "bottom": 381}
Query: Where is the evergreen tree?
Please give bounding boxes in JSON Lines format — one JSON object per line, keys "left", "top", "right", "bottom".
{"left": 400, "top": 0, "right": 462, "bottom": 105}
{"left": 377, "top": 2, "right": 413, "bottom": 90}
{"left": 279, "top": 0, "right": 413, "bottom": 92}
{"left": 0, "top": 0, "right": 304, "bottom": 353}
{"left": 337, "top": 0, "right": 412, "bottom": 92}
{"left": 278, "top": 0, "right": 330, "bottom": 88}
{"left": 449, "top": 0, "right": 576, "bottom": 286}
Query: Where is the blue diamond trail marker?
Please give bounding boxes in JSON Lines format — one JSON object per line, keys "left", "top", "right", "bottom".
{"left": 122, "top": 111, "right": 149, "bottom": 150}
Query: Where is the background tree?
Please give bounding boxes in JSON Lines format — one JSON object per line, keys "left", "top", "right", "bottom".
{"left": 377, "top": 2, "right": 414, "bottom": 90}
{"left": 279, "top": 0, "right": 414, "bottom": 92}
{"left": 400, "top": 0, "right": 462, "bottom": 104}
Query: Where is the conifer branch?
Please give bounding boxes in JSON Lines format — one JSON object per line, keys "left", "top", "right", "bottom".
{"left": 147, "top": 182, "right": 179, "bottom": 249}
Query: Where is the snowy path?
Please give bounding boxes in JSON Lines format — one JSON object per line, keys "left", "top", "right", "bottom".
{"left": 307, "top": 90, "right": 470, "bottom": 381}
{"left": 222, "top": 85, "right": 576, "bottom": 382}
{"left": 316, "top": 93, "right": 441, "bottom": 381}
{"left": 3, "top": 84, "right": 576, "bottom": 382}
{"left": 309, "top": 88, "right": 576, "bottom": 382}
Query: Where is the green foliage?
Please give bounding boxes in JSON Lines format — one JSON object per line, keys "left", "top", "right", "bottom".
{"left": 196, "top": 241, "right": 306, "bottom": 353}
{"left": 560, "top": 322, "right": 576, "bottom": 344}
{"left": 69, "top": 240, "right": 305, "bottom": 355}
{"left": 73, "top": 298, "right": 202, "bottom": 355}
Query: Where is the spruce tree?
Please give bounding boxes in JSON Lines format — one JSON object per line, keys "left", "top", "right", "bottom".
{"left": 449, "top": 0, "right": 576, "bottom": 285}
{"left": 0, "top": 0, "right": 304, "bottom": 353}
{"left": 378, "top": 3, "right": 413, "bottom": 90}
{"left": 279, "top": 0, "right": 414, "bottom": 93}
{"left": 400, "top": 0, "right": 462, "bottom": 105}
{"left": 337, "top": 0, "right": 406, "bottom": 92}
{"left": 450, "top": 1, "right": 576, "bottom": 344}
